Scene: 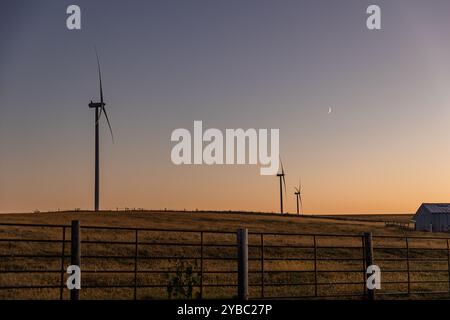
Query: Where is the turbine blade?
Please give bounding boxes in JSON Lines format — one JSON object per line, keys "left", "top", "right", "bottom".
{"left": 299, "top": 194, "right": 303, "bottom": 213}
{"left": 102, "top": 106, "right": 114, "bottom": 143}
{"left": 95, "top": 49, "right": 104, "bottom": 104}
{"left": 280, "top": 157, "right": 285, "bottom": 175}
{"left": 96, "top": 107, "right": 103, "bottom": 125}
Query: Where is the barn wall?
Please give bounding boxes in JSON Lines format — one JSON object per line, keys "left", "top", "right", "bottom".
{"left": 415, "top": 208, "right": 429, "bottom": 231}
{"left": 415, "top": 211, "right": 450, "bottom": 232}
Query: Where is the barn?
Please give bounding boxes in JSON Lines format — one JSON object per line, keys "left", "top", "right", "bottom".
{"left": 414, "top": 203, "right": 450, "bottom": 232}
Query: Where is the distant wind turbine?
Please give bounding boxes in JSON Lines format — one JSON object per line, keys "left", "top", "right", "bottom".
{"left": 294, "top": 178, "right": 303, "bottom": 215}
{"left": 89, "top": 50, "right": 114, "bottom": 211}
{"left": 276, "top": 159, "right": 287, "bottom": 214}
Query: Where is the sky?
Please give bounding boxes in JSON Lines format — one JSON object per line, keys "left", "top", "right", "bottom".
{"left": 2, "top": 0, "right": 450, "bottom": 214}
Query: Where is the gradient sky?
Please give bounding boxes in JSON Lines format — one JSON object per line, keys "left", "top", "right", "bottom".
{"left": 2, "top": 0, "right": 450, "bottom": 214}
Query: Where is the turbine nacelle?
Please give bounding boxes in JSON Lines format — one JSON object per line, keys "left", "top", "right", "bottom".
{"left": 89, "top": 101, "right": 106, "bottom": 108}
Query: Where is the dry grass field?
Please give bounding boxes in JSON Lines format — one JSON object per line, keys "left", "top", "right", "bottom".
{"left": 0, "top": 210, "right": 448, "bottom": 300}
{"left": 0, "top": 210, "right": 414, "bottom": 234}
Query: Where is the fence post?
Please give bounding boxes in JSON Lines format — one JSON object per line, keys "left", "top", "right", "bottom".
{"left": 200, "top": 231, "right": 204, "bottom": 299}
{"left": 405, "top": 237, "right": 411, "bottom": 295}
{"left": 59, "top": 226, "right": 66, "bottom": 300}
{"left": 364, "top": 232, "right": 375, "bottom": 300}
{"left": 71, "top": 220, "right": 81, "bottom": 301}
{"left": 237, "top": 228, "right": 248, "bottom": 300}
{"left": 313, "top": 235, "right": 318, "bottom": 297}
{"left": 260, "top": 233, "right": 264, "bottom": 299}
{"left": 134, "top": 229, "right": 138, "bottom": 300}
{"left": 447, "top": 239, "right": 450, "bottom": 293}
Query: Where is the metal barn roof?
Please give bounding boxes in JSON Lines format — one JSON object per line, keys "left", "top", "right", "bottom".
{"left": 420, "top": 203, "right": 450, "bottom": 214}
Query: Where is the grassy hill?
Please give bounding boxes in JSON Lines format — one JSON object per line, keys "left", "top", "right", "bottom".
{"left": 0, "top": 210, "right": 415, "bottom": 236}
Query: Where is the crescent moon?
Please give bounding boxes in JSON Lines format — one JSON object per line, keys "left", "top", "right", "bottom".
{"left": 328, "top": 107, "right": 332, "bottom": 114}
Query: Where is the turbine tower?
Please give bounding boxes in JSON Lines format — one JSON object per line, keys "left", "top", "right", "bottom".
{"left": 276, "top": 159, "right": 287, "bottom": 214}
{"left": 89, "top": 50, "right": 114, "bottom": 211}
{"left": 294, "top": 178, "right": 303, "bottom": 215}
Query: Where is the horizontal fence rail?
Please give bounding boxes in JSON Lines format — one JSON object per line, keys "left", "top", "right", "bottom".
{"left": 0, "top": 221, "right": 450, "bottom": 300}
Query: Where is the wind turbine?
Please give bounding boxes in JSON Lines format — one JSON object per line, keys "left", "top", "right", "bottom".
{"left": 276, "top": 159, "right": 287, "bottom": 214}
{"left": 294, "top": 178, "right": 303, "bottom": 215}
{"left": 88, "top": 50, "right": 114, "bottom": 211}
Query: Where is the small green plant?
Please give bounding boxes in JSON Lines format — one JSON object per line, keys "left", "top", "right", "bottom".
{"left": 166, "top": 260, "right": 201, "bottom": 299}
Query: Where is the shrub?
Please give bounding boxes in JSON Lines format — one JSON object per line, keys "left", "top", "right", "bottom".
{"left": 166, "top": 260, "right": 201, "bottom": 299}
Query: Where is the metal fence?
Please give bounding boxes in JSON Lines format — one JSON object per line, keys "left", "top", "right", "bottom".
{"left": 0, "top": 222, "right": 69, "bottom": 299}
{"left": 384, "top": 221, "right": 414, "bottom": 230}
{"left": 0, "top": 221, "right": 449, "bottom": 300}
{"left": 373, "top": 234, "right": 450, "bottom": 298}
